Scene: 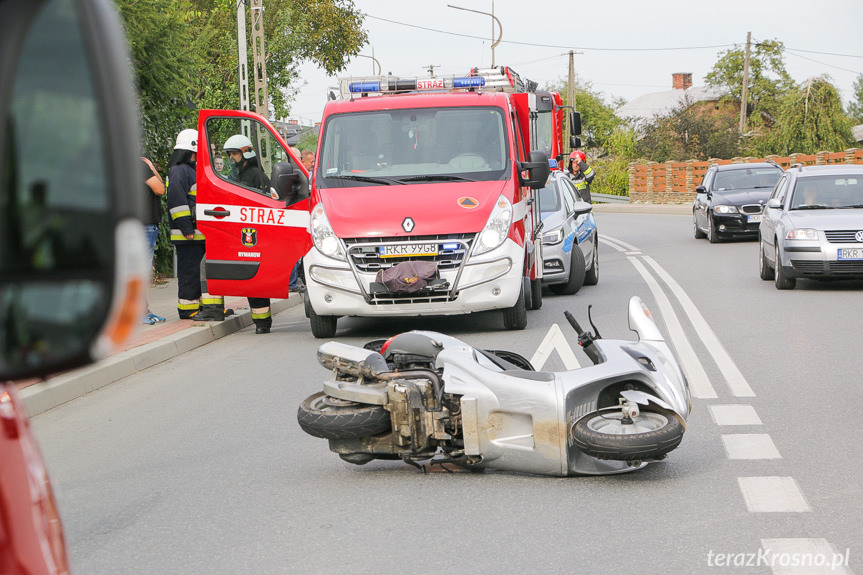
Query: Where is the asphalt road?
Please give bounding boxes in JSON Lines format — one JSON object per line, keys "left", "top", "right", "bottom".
{"left": 32, "top": 211, "right": 862, "bottom": 575}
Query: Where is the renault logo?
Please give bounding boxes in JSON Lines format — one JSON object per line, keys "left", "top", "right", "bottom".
{"left": 856, "top": 231, "right": 863, "bottom": 242}
{"left": 402, "top": 217, "right": 415, "bottom": 233}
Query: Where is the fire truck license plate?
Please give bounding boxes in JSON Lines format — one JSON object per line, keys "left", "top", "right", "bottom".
{"left": 380, "top": 243, "right": 438, "bottom": 258}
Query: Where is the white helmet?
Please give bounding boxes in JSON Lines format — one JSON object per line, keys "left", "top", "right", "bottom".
{"left": 223, "top": 134, "right": 256, "bottom": 160}
{"left": 174, "top": 129, "right": 198, "bottom": 152}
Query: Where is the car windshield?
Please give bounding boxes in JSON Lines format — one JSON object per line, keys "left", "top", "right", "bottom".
{"left": 538, "top": 180, "right": 561, "bottom": 218}
{"left": 316, "top": 107, "right": 509, "bottom": 187}
{"left": 790, "top": 175, "right": 863, "bottom": 210}
{"left": 713, "top": 168, "right": 781, "bottom": 191}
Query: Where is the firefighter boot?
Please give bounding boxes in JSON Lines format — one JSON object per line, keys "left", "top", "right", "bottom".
{"left": 196, "top": 303, "right": 228, "bottom": 321}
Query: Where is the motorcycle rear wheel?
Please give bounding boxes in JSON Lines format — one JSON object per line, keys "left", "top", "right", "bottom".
{"left": 297, "top": 392, "right": 391, "bottom": 440}
{"left": 571, "top": 407, "right": 684, "bottom": 461}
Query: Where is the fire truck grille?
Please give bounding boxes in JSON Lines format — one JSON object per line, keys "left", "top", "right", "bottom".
{"left": 344, "top": 233, "right": 475, "bottom": 273}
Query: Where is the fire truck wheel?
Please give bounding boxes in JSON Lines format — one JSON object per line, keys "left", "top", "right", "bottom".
{"left": 305, "top": 294, "right": 338, "bottom": 338}
{"left": 502, "top": 285, "right": 527, "bottom": 330}
{"left": 529, "top": 278, "right": 543, "bottom": 310}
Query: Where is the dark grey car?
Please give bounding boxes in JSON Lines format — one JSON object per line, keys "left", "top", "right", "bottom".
{"left": 693, "top": 162, "right": 784, "bottom": 243}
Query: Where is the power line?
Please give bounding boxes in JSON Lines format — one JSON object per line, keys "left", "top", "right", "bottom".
{"left": 364, "top": 14, "right": 734, "bottom": 52}
{"left": 784, "top": 50, "right": 863, "bottom": 75}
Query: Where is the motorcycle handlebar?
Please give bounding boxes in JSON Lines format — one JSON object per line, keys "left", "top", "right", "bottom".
{"left": 564, "top": 311, "right": 584, "bottom": 336}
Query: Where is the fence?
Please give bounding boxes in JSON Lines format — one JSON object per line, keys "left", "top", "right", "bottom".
{"left": 627, "top": 149, "right": 863, "bottom": 204}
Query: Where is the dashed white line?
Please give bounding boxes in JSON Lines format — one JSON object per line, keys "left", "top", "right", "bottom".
{"left": 761, "top": 538, "right": 852, "bottom": 574}
{"left": 738, "top": 476, "right": 811, "bottom": 512}
{"left": 722, "top": 434, "right": 782, "bottom": 459}
{"left": 709, "top": 404, "right": 763, "bottom": 426}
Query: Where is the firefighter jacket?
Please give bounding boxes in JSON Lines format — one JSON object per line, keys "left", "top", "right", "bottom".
{"left": 568, "top": 160, "right": 596, "bottom": 203}
{"left": 167, "top": 162, "right": 205, "bottom": 243}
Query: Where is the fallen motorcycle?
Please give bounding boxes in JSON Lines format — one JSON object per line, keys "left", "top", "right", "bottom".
{"left": 297, "top": 296, "right": 691, "bottom": 476}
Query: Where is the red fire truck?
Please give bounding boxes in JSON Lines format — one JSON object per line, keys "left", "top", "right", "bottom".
{"left": 197, "top": 66, "right": 577, "bottom": 337}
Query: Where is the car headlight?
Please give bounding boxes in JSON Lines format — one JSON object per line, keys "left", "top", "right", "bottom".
{"left": 786, "top": 228, "right": 818, "bottom": 240}
{"left": 713, "top": 205, "right": 739, "bottom": 214}
{"left": 542, "top": 227, "right": 564, "bottom": 245}
{"left": 473, "top": 194, "right": 513, "bottom": 256}
{"left": 311, "top": 203, "right": 346, "bottom": 260}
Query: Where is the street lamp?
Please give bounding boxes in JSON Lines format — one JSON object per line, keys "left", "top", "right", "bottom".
{"left": 447, "top": 3, "right": 502, "bottom": 67}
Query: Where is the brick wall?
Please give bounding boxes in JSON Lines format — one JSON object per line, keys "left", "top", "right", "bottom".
{"left": 627, "top": 149, "right": 863, "bottom": 204}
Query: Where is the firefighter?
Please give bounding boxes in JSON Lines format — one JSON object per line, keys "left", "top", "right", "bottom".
{"left": 223, "top": 134, "right": 273, "bottom": 333}
{"left": 223, "top": 134, "right": 270, "bottom": 192}
{"left": 567, "top": 150, "right": 596, "bottom": 204}
{"left": 167, "top": 129, "right": 230, "bottom": 321}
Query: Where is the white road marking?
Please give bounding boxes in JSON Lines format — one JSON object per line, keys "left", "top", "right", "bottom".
{"left": 722, "top": 434, "right": 782, "bottom": 459}
{"left": 738, "top": 476, "right": 811, "bottom": 512}
{"left": 641, "top": 255, "right": 755, "bottom": 397}
{"left": 709, "top": 404, "right": 762, "bottom": 425}
{"left": 600, "top": 236, "right": 639, "bottom": 252}
{"left": 529, "top": 323, "right": 580, "bottom": 370}
{"left": 760, "top": 539, "right": 852, "bottom": 574}
{"left": 627, "top": 256, "right": 717, "bottom": 398}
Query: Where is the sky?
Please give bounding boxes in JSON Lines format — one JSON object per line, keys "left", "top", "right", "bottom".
{"left": 282, "top": 0, "right": 863, "bottom": 126}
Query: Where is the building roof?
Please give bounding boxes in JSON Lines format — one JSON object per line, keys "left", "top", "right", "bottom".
{"left": 852, "top": 124, "right": 863, "bottom": 143}
{"left": 617, "top": 85, "right": 729, "bottom": 124}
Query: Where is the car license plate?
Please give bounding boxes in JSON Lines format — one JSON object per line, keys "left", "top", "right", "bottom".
{"left": 747, "top": 214, "right": 762, "bottom": 223}
{"left": 837, "top": 248, "right": 863, "bottom": 260}
{"left": 379, "top": 243, "right": 438, "bottom": 258}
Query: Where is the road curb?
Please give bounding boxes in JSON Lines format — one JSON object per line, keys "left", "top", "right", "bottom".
{"left": 22, "top": 296, "right": 301, "bottom": 416}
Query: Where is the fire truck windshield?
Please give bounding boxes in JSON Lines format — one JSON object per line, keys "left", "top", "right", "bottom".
{"left": 317, "top": 106, "right": 510, "bottom": 187}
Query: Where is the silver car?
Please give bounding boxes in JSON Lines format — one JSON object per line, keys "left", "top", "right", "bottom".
{"left": 759, "top": 165, "right": 863, "bottom": 289}
{"left": 538, "top": 171, "right": 598, "bottom": 294}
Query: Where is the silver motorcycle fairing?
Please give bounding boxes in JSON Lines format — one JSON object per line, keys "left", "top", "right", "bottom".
{"left": 439, "top": 335, "right": 689, "bottom": 476}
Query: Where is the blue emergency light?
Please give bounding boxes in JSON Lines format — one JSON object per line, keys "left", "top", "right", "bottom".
{"left": 349, "top": 81, "right": 382, "bottom": 93}
{"left": 452, "top": 76, "right": 485, "bottom": 89}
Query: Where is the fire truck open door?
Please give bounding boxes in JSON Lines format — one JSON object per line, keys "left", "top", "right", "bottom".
{"left": 196, "top": 109, "right": 311, "bottom": 299}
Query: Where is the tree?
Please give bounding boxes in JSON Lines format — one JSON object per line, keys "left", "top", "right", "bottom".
{"left": 847, "top": 74, "right": 863, "bottom": 124}
{"left": 705, "top": 39, "right": 794, "bottom": 125}
{"left": 635, "top": 94, "right": 741, "bottom": 162}
{"left": 546, "top": 76, "right": 624, "bottom": 152}
{"left": 765, "top": 76, "right": 853, "bottom": 155}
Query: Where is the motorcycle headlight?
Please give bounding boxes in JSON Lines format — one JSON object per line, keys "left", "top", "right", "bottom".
{"left": 786, "top": 228, "right": 818, "bottom": 240}
{"left": 542, "top": 227, "right": 564, "bottom": 245}
{"left": 473, "top": 194, "right": 513, "bottom": 256}
{"left": 713, "top": 204, "right": 739, "bottom": 214}
{"left": 311, "top": 203, "right": 346, "bottom": 260}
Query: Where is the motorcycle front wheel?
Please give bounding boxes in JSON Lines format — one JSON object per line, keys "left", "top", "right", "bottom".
{"left": 297, "top": 392, "right": 391, "bottom": 440}
{"left": 571, "top": 407, "right": 684, "bottom": 461}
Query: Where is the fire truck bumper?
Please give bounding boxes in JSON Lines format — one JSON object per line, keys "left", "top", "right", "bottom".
{"left": 303, "top": 240, "right": 525, "bottom": 317}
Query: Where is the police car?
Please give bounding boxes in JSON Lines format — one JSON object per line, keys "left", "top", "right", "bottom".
{"left": 539, "top": 167, "right": 598, "bottom": 294}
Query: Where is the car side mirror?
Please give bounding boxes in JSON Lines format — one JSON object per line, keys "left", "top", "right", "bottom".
{"left": 766, "top": 198, "right": 783, "bottom": 209}
{"left": 0, "top": 0, "right": 146, "bottom": 380}
{"left": 519, "top": 151, "right": 551, "bottom": 189}
{"left": 572, "top": 200, "right": 593, "bottom": 215}
{"left": 696, "top": 185, "right": 706, "bottom": 194}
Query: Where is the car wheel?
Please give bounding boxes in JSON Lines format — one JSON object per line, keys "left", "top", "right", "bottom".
{"left": 693, "top": 211, "right": 706, "bottom": 239}
{"left": 584, "top": 234, "right": 599, "bottom": 286}
{"left": 759, "top": 240, "right": 774, "bottom": 281}
{"left": 774, "top": 244, "right": 796, "bottom": 290}
{"left": 707, "top": 215, "right": 720, "bottom": 244}
{"left": 549, "top": 246, "right": 586, "bottom": 295}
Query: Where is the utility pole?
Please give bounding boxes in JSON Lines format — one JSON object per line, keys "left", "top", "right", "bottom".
{"left": 237, "top": 1, "right": 250, "bottom": 112}
{"left": 739, "top": 31, "right": 751, "bottom": 134}
{"left": 250, "top": 0, "right": 269, "bottom": 119}
{"left": 567, "top": 50, "right": 582, "bottom": 152}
